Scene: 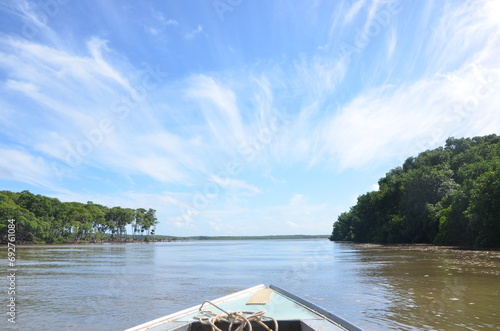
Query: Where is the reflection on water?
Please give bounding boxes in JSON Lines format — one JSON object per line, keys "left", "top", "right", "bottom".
{"left": 0, "top": 241, "right": 499, "bottom": 330}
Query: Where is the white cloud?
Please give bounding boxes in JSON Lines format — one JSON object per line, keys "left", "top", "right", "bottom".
{"left": 209, "top": 176, "right": 262, "bottom": 195}
{"left": 268, "top": 175, "right": 286, "bottom": 184}
{"left": 293, "top": 55, "right": 348, "bottom": 96}
{"left": 87, "top": 38, "right": 136, "bottom": 95}
{"left": 343, "top": 0, "right": 367, "bottom": 25}
{"left": 308, "top": 0, "right": 500, "bottom": 169}
{"left": 151, "top": 8, "right": 178, "bottom": 26}
{"left": 361, "top": 0, "right": 384, "bottom": 38}
{"left": 145, "top": 9, "right": 178, "bottom": 36}
{"left": 165, "top": 19, "right": 179, "bottom": 26}
{"left": 387, "top": 27, "right": 397, "bottom": 59}
{"left": 129, "top": 156, "right": 187, "bottom": 183}
{"left": 5, "top": 80, "right": 38, "bottom": 94}
{"left": 145, "top": 27, "right": 159, "bottom": 35}
{"left": 322, "top": 65, "right": 500, "bottom": 169}
{"left": 2, "top": 0, "right": 499, "bottom": 190}
{"left": 0, "top": 38, "right": 131, "bottom": 123}
{"left": 290, "top": 194, "right": 304, "bottom": 206}
{"left": 3, "top": 0, "right": 61, "bottom": 45}
{"left": 185, "top": 75, "right": 246, "bottom": 149}
{"left": 185, "top": 24, "right": 203, "bottom": 40}
{"left": 259, "top": 199, "right": 331, "bottom": 235}
{"left": 0, "top": 148, "right": 56, "bottom": 188}
{"left": 0, "top": 35, "right": 209, "bottom": 185}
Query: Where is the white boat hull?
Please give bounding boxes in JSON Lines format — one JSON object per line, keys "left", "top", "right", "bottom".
{"left": 125, "top": 284, "right": 363, "bottom": 331}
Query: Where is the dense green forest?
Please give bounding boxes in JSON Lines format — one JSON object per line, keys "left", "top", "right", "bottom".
{"left": 330, "top": 134, "right": 500, "bottom": 248}
{"left": 0, "top": 190, "right": 158, "bottom": 244}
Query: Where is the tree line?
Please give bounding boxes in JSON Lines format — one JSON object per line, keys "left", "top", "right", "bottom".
{"left": 330, "top": 134, "right": 500, "bottom": 248}
{"left": 0, "top": 190, "right": 158, "bottom": 244}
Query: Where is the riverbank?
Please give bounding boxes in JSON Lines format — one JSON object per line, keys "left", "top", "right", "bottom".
{"left": 2, "top": 234, "right": 330, "bottom": 245}
{"left": 166, "top": 234, "right": 330, "bottom": 241}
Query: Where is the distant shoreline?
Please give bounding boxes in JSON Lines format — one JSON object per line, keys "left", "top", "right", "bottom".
{"left": 164, "top": 234, "right": 330, "bottom": 241}
{"left": 3, "top": 234, "right": 330, "bottom": 245}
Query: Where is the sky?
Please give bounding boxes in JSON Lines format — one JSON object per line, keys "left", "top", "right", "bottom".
{"left": 0, "top": 0, "right": 499, "bottom": 237}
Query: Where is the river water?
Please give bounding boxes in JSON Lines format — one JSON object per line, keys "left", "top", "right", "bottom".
{"left": 2, "top": 240, "right": 499, "bottom": 330}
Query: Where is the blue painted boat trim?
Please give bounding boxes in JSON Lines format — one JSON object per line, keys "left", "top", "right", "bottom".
{"left": 270, "top": 284, "right": 364, "bottom": 331}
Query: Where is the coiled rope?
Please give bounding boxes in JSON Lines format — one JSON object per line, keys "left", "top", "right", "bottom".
{"left": 196, "top": 301, "right": 279, "bottom": 331}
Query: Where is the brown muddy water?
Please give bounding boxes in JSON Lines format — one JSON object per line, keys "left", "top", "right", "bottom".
{"left": 1, "top": 240, "right": 499, "bottom": 330}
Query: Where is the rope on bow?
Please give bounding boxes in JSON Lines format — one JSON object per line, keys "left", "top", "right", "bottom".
{"left": 195, "top": 301, "right": 278, "bottom": 331}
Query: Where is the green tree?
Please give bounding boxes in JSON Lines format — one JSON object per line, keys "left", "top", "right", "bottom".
{"left": 134, "top": 208, "right": 147, "bottom": 239}
{"left": 143, "top": 208, "right": 158, "bottom": 237}
{"left": 106, "top": 207, "right": 135, "bottom": 240}
{"left": 330, "top": 134, "right": 500, "bottom": 248}
{"left": 466, "top": 160, "right": 500, "bottom": 248}
{"left": 0, "top": 190, "right": 160, "bottom": 244}
{"left": 0, "top": 191, "right": 49, "bottom": 243}
{"left": 85, "top": 202, "right": 108, "bottom": 241}
{"left": 65, "top": 202, "right": 93, "bottom": 242}
{"left": 399, "top": 165, "right": 457, "bottom": 243}
{"left": 330, "top": 211, "right": 357, "bottom": 241}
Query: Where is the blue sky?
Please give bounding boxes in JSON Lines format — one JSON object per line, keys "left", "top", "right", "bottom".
{"left": 1, "top": 0, "right": 499, "bottom": 236}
